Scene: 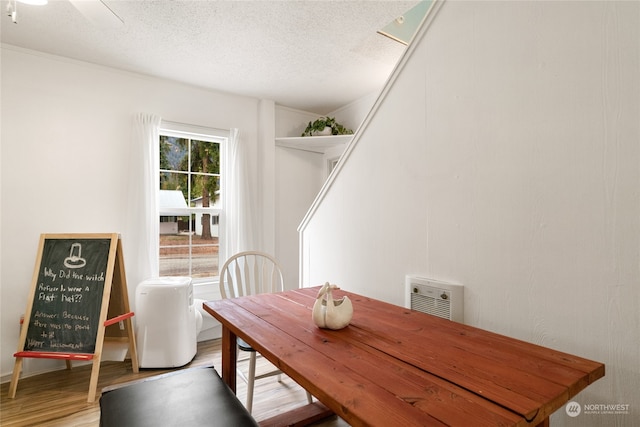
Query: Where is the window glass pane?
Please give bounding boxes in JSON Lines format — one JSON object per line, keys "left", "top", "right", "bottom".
{"left": 160, "top": 136, "right": 189, "bottom": 172}
{"left": 159, "top": 248, "right": 191, "bottom": 277}
{"left": 190, "top": 243, "right": 219, "bottom": 278}
{"left": 190, "top": 174, "right": 219, "bottom": 209}
{"left": 191, "top": 139, "right": 220, "bottom": 174}
{"left": 160, "top": 171, "right": 188, "bottom": 196}
{"left": 159, "top": 225, "right": 191, "bottom": 276}
{"left": 158, "top": 234, "right": 219, "bottom": 277}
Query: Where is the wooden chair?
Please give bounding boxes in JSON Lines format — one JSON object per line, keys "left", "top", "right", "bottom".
{"left": 219, "top": 251, "right": 313, "bottom": 413}
{"left": 100, "top": 367, "right": 258, "bottom": 426}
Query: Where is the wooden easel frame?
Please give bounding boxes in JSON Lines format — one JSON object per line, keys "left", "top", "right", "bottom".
{"left": 9, "top": 233, "right": 139, "bottom": 402}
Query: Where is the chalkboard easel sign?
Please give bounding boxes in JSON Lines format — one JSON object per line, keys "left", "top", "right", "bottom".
{"left": 9, "top": 233, "right": 139, "bottom": 402}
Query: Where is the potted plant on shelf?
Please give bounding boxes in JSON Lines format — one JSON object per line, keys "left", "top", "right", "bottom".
{"left": 301, "top": 116, "right": 353, "bottom": 137}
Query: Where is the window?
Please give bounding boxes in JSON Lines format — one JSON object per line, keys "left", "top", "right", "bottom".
{"left": 158, "top": 123, "right": 227, "bottom": 282}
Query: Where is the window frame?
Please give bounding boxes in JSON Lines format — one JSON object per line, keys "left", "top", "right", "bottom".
{"left": 158, "top": 122, "right": 228, "bottom": 285}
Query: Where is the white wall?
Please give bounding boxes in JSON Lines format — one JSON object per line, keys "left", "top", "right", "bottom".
{"left": 301, "top": 1, "right": 639, "bottom": 426}
{"left": 329, "top": 91, "right": 378, "bottom": 136}
{"left": 274, "top": 106, "right": 324, "bottom": 289}
{"left": 274, "top": 98, "right": 379, "bottom": 289}
{"left": 0, "top": 46, "right": 272, "bottom": 380}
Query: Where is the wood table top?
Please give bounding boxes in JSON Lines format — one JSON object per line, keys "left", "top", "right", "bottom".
{"left": 203, "top": 286, "right": 604, "bottom": 426}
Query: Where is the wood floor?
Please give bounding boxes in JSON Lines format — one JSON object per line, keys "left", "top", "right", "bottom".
{"left": 0, "top": 339, "right": 348, "bottom": 426}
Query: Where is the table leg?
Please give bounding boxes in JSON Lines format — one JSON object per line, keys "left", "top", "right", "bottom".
{"left": 534, "top": 417, "right": 550, "bottom": 427}
{"left": 221, "top": 325, "right": 237, "bottom": 393}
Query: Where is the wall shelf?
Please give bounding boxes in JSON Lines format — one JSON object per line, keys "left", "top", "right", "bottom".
{"left": 275, "top": 135, "right": 353, "bottom": 154}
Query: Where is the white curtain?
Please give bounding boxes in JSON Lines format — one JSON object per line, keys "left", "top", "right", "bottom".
{"left": 127, "top": 113, "right": 161, "bottom": 287}
{"left": 223, "top": 128, "right": 256, "bottom": 258}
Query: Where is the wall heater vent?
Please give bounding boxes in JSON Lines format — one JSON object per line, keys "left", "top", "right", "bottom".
{"left": 405, "top": 276, "right": 464, "bottom": 323}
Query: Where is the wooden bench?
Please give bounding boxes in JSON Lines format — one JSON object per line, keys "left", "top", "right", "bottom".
{"left": 100, "top": 366, "right": 258, "bottom": 427}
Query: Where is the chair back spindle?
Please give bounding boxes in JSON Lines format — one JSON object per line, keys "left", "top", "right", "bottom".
{"left": 220, "top": 251, "right": 284, "bottom": 299}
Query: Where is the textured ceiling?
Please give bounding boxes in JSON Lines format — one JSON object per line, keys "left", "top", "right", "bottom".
{"left": 1, "top": 0, "right": 418, "bottom": 114}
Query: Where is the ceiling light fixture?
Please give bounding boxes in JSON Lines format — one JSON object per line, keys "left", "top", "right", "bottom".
{"left": 6, "top": 1, "right": 17, "bottom": 23}
{"left": 7, "top": 0, "right": 47, "bottom": 24}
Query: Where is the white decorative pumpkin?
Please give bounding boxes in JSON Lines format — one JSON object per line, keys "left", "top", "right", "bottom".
{"left": 312, "top": 282, "right": 353, "bottom": 330}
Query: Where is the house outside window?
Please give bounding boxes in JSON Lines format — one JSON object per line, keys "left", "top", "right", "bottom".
{"left": 158, "top": 124, "right": 227, "bottom": 282}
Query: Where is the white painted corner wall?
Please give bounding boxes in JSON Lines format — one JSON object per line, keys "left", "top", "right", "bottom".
{"left": 0, "top": 46, "right": 269, "bottom": 381}
{"left": 274, "top": 106, "right": 326, "bottom": 289}
{"left": 300, "top": 1, "right": 639, "bottom": 425}
{"left": 274, "top": 97, "right": 379, "bottom": 290}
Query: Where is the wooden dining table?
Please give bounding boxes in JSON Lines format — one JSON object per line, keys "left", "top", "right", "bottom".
{"left": 203, "top": 286, "right": 604, "bottom": 427}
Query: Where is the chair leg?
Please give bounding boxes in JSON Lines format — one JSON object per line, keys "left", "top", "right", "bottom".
{"left": 306, "top": 391, "right": 313, "bottom": 404}
{"left": 246, "top": 352, "right": 257, "bottom": 413}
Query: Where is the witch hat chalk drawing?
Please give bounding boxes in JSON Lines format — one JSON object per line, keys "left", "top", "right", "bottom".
{"left": 64, "top": 243, "right": 87, "bottom": 269}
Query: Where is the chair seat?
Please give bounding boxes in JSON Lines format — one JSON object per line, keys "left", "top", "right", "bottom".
{"left": 100, "top": 366, "right": 258, "bottom": 427}
{"left": 237, "top": 337, "right": 255, "bottom": 352}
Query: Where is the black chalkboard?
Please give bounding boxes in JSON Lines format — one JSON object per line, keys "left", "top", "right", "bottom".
{"left": 10, "top": 233, "right": 138, "bottom": 403}
{"left": 24, "top": 237, "right": 113, "bottom": 354}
